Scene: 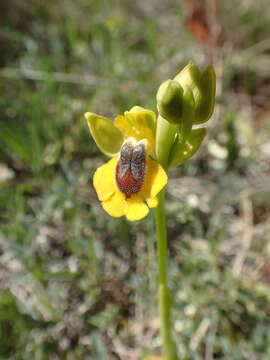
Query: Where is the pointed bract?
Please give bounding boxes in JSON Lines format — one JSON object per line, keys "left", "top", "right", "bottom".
{"left": 169, "top": 127, "right": 207, "bottom": 166}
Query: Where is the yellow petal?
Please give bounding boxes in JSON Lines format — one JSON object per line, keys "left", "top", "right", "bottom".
{"left": 129, "top": 106, "right": 146, "bottom": 113}
{"left": 126, "top": 195, "right": 149, "bottom": 221}
{"left": 114, "top": 107, "right": 156, "bottom": 155}
{"left": 146, "top": 196, "right": 158, "bottom": 208}
{"left": 93, "top": 157, "right": 117, "bottom": 201}
{"left": 102, "top": 191, "right": 127, "bottom": 218}
{"left": 142, "top": 158, "right": 168, "bottom": 199}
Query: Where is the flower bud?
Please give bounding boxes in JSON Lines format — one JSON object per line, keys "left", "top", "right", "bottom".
{"left": 174, "top": 61, "right": 216, "bottom": 124}
{"left": 156, "top": 79, "right": 183, "bottom": 124}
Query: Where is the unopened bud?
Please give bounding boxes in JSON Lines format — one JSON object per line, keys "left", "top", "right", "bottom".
{"left": 174, "top": 61, "right": 216, "bottom": 124}
{"left": 156, "top": 79, "right": 183, "bottom": 124}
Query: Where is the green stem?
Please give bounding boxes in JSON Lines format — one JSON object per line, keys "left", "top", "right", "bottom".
{"left": 155, "top": 189, "right": 178, "bottom": 360}
{"left": 155, "top": 115, "right": 177, "bottom": 168}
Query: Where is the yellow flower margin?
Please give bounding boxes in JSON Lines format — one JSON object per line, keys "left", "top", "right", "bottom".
{"left": 115, "top": 106, "right": 156, "bottom": 155}
{"left": 93, "top": 154, "right": 167, "bottom": 221}
{"left": 87, "top": 106, "right": 168, "bottom": 221}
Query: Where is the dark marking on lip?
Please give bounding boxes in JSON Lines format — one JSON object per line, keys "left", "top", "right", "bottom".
{"left": 115, "top": 140, "right": 146, "bottom": 198}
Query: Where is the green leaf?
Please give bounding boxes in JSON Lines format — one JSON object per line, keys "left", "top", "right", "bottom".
{"left": 169, "top": 127, "right": 207, "bottom": 166}
{"left": 85, "top": 112, "right": 124, "bottom": 157}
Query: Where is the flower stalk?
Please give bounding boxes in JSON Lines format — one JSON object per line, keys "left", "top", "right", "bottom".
{"left": 155, "top": 189, "right": 178, "bottom": 360}
{"left": 155, "top": 111, "right": 178, "bottom": 359}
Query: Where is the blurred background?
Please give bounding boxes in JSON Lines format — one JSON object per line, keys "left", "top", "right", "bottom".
{"left": 1, "top": 0, "right": 270, "bottom": 359}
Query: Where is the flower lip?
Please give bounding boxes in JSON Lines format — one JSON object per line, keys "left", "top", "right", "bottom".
{"left": 115, "top": 137, "right": 147, "bottom": 198}
{"left": 93, "top": 152, "right": 168, "bottom": 221}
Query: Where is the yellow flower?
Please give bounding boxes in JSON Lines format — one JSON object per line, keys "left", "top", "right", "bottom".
{"left": 86, "top": 106, "right": 167, "bottom": 221}
{"left": 93, "top": 138, "right": 167, "bottom": 221}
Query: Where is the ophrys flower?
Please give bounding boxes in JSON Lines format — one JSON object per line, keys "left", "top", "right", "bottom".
{"left": 85, "top": 107, "right": 168, "bottom": 221}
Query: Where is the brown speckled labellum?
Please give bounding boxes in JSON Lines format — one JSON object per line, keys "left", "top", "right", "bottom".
{"left": 115, "top": 138, "right": 147, "bottom": 198}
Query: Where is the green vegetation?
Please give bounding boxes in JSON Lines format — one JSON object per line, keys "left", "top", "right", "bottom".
{"left": 1, "top": 1, "right": 270, "bottom": 359}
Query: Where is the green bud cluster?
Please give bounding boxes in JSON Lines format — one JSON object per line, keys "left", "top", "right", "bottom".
{"left": 155, "top": 61, "right": 216, "bottom": 167}
{"left": 174, "top": 61, "right": 216, "bottom": 124}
